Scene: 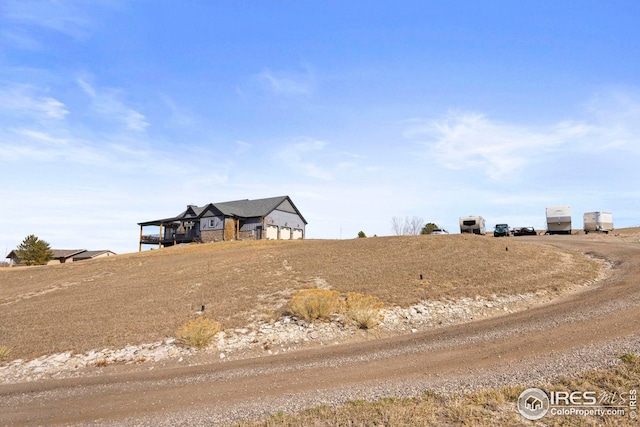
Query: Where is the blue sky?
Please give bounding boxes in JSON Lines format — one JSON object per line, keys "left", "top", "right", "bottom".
{"left": 1, "top": 1, "right": 639, "bottom": 255}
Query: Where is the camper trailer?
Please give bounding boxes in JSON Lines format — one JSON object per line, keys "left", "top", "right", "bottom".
{"left": 546, "top": 206, "right": 572, "bottom": 235}
{"left": 459, "top": 216, "right": 486, "bottom": 235}
{"left": 584, "top": 212, "right": 613, "bottom": 234}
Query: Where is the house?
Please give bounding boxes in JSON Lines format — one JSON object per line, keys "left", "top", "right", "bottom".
{"left": 49, "top": 249, "right": 87, "bottom": 264}
{"left": 72, "top": 250, "right": 117, "bottom": 261}
{"left": 5, "top": 249, "right": 117, "bottom": 267}
{"left": 137, "top": 195, "right": 307, "bottom": 251}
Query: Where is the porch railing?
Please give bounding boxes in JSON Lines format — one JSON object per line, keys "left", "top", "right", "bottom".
{"left": 140, "top": 231, "right": 197, "bottom": 245}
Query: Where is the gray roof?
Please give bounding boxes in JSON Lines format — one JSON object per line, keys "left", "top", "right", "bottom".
{"left": 215, "top": 196, "right": 289, "bottom": 217}
{"left": 5, "top": 249, "right": 114, "bottom": 262}
{"left": 51, "top": 249, "right": 86, "bottom": 259}
{"left": 139, "top": 195, "right": 307, "bottom": 226}
{"left": 73, "top": 250, "right": 116, "bottom": 260}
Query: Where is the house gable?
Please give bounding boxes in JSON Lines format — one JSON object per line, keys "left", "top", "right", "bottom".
{"left": 183, "top": 205, "right": 199, "bottom": 218}
{"left": 275, "top": 198, "right": 296, "bottom": 214}
{"left": 272, "top": 197, "right": 307, "bottom": 225}
{"left": 199, "top": 203, "right": 224, "bottom": 218}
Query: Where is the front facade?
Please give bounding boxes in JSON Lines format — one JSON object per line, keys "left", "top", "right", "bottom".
{"left": 546, "top": 205, "right": 572, "bottom": 235}
{"left": 138, "top": 195, "right": 307, "bottom": 251}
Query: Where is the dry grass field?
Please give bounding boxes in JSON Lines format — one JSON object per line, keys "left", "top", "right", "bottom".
{"left": 0, "top": 234, "right": 601, "bottom": 361}
{"left": 612, "top": 226, "right": 640, "bottom": 235}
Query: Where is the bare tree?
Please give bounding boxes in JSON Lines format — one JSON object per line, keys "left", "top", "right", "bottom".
{"left": 391, "top": 216, "right": 404, "bottom": 235}
{"left": 407, "top": 216, "right": 424, "bottom": 235}
{"left": 391, "top": 216, "right": 424, "bottom": 236}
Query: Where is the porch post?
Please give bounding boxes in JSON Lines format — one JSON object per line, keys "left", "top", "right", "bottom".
{"left": 139, "top": 225, "right": 143, "bottom": 252}
{"left": 159, "top": 223, "right": 163, "bottom": 249}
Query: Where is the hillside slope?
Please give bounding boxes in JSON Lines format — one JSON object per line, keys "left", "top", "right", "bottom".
{"left": 0, "top": 235, "right": 599, "bottom": 360}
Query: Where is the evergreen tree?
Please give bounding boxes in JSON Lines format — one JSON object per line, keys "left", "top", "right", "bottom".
{"left": 15, "top": 235, "right": 53, "bottom": 266}
{"left": 421, "top": 222, "right": 439, "bottom": 235}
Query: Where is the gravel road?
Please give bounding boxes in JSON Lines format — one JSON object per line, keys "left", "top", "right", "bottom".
{"left": 2, "top": 235, "right": 639, "bottom": 426}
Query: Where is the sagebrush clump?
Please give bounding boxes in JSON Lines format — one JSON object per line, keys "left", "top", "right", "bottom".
{"left": 289, "top": 289, "right": 343, "bottom": 322}
{"left": 345, "top": 292, "right": 384, "bottom": 329}
{"left": 0, "top": 346, "right": 12, "bottom": 362}
{"left": 289, "top": 289, "right": 384, "bottom": 329}
{"left": 176, "top": 317, "right": 222, "bottom": 349}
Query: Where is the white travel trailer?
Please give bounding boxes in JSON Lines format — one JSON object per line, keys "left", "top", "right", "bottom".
{"left": 459, "top": 216, "right": 486, "bottom": 235}
{"left": 546, "top": 206, "right": 572, "bottom": 235}
{"left": 584, "top": 212, "right": 613, "bottom": 234}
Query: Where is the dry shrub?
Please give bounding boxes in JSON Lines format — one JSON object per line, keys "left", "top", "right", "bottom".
{"left": 447, "top": 405, "right": 493, "bottom": 426}
{"left": 289, "top": 289, "right": 343, "bottom": 322}
{"left": 345, "top": 292, "right": 384, "bottom": 329}
{"left": 499, "top": 384, "right": 525, "bottom": 401}
{"left": 463, "top": 388, "right": 507, "bottom": 412}
{"left": 176, "top": 316, "right": 222, "bottom": 349}
{"left": 0, "top": 345, "right": 12, "bottom": 362}
{"left": 620, "top": 353, "right": 638, "bottom": 364}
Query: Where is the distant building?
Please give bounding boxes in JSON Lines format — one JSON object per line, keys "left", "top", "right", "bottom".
{"left": 5, "top": 249, "right": 117, "bottom": 267}
{"left": 137, "top": 195, "right": 307, "bottom": 251}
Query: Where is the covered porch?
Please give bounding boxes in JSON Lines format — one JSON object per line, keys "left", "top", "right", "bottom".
{"left": 138, "top": 217, "right": 200, "bottom": 251}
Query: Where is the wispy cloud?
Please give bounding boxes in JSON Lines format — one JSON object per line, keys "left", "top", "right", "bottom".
{"left": 1, "top": 0, "right": 120, "bottom": 44}
{"left": 234, "top": 140, "right": 251, "bottom": 155}
{"left": 403, "top": 103, "right": 640, "bottom": 181}
{"left": 0, "top": 126, "right": 122, "bottom": 166}
{"left": 0, "top": 84, "right": 68, "bottom": 120}
{"left": 123, "top": 110, "right": 148, "bottom": 131}
{"left": 0, "top": 28, "right": 42, "bottom": 50}
{"left": 160, "top": 94, "right": 198, "bottom": 128}
{"left": 77, "top": 77, "right": 149, "bottom": 131}
{"left": 276, "top": 139, "right": 334, "bottom": 180}
{"left": 404, "top": 112, "right": 560, "bottom": 180}
{"left": 272, "top": 140, "right": 380, "bottom": 183}
{"left": 581, "top": 90, "right": 640, "bottom": 152}
{"left": 0, "top": 131, "right": 53, "bottom": 162}
{"left": 77, "top": 78, "right": 97, "bottom": 97}
{"left": 256, "top": 67, "right": 315, "bottom": 96}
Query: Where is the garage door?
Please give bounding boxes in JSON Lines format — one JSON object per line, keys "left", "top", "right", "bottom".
{"left": 292, "top": 229, "right": 303, "bottom": 239}
{"left": 266, "top": 225, "right": 278, "bottom": 240}
{"left": 281, "top": 227, "right": 291, "bottom": 240}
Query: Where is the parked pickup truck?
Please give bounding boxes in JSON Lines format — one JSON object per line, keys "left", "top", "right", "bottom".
{"left": 513, "top": 227, "right": 537, "bottom": 236}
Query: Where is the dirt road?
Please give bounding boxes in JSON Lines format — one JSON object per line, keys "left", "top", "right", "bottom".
{"left": 2, "top": 236, "right": 639, "bottom": 425}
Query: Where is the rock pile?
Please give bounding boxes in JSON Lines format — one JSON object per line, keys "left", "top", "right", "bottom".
{"left": 0, "top": 339, "right": 194, "bottom": 383}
